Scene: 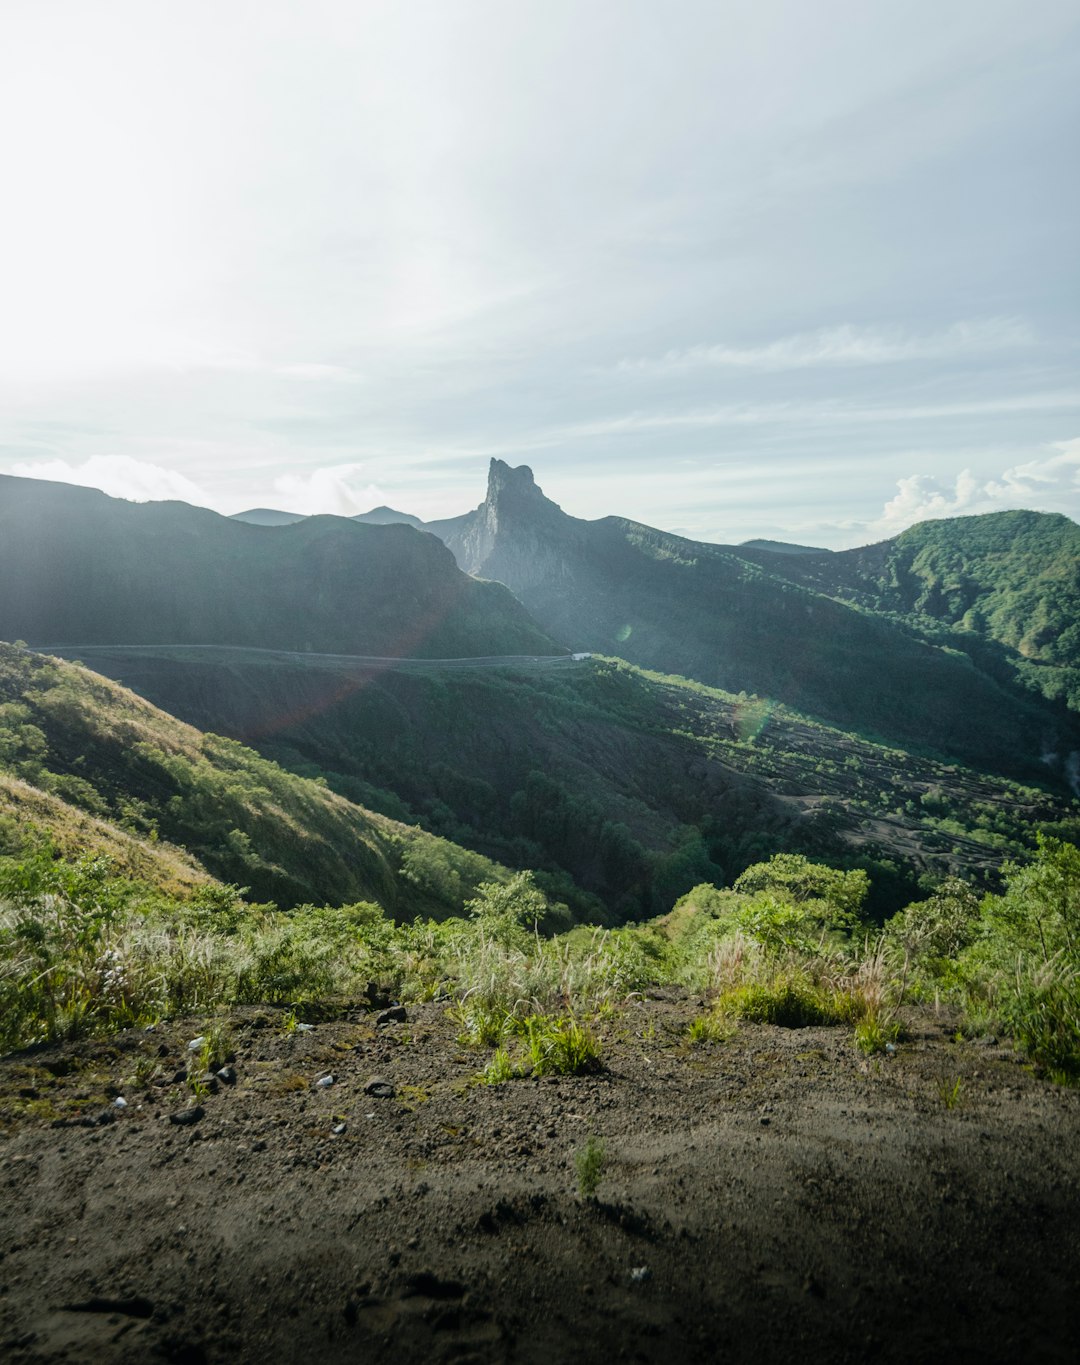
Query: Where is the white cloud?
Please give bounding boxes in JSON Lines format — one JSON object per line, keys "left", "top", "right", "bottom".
{"left": 617, "top": 318, "right": 1034, "bottom": 375}
{"left": 271, "top": 464, "right": 384, "bottom": 517}
{"left": 8, "top": 455, "right": 212, "bottom": 506}
{"left": 871, "top": 437, "right": 1080, "bottom": 538}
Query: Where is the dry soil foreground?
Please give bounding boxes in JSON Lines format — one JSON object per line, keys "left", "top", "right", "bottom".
{"left": 1, "top": 993, "right": 1078, "bottom": 1364}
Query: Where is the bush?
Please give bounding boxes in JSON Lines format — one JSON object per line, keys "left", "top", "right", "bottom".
{"left": 522, "top": 1013, "right": 603, "bottom": 1076}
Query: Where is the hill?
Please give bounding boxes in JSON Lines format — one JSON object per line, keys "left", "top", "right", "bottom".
{"left": 0, "top": 474, "right": 558, "bottom": 658}
{"left": 759, "top": 509, "right": 1080, "bottom": 713}
{"left": 426, "top": 461, "right": 1078, "bottom": 781}
{"left": 230, "top": 508, "right": 307, "bottom": 526}
{"left": 0, "top": 643, "right": 514, "bottom": 915}
{"left": 352, "top": 505, "right": 427, "bottom": 529}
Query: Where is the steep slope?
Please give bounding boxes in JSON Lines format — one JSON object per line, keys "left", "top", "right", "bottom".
{"left": 55, "top": 646, "right": 1079, "bottom": 921}
{"left": 431, "top": 461, "right": 1077, "bottom": 779}
{"left": 0, "top": 475, "right": 558, "bottom": 658}
{"left": 0, "top": 643, "right": 513, "bottom": 915}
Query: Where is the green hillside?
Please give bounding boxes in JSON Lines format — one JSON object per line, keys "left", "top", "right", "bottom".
{"left": 760, "top": 510, "right": 1080, "bottom": 712}
{"left": 0, "top": 474, "right": 558, "bottom": 657}
{"left": 54, "top": 645, "right": 1079, "bottom": 921}
{"left": 0, "top": 643, "right": 512, "bottom": 916}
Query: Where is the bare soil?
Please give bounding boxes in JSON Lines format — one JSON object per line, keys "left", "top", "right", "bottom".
{"left": 1, "top": 993, "right": 1078, "bottom": 1364}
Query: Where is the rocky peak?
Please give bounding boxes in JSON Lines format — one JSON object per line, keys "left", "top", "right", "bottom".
{"left": 484, "top": 459, "right": 558, "bottom": 515}
{"left": 438, "top": 459, "right": 574, "bottom": 580}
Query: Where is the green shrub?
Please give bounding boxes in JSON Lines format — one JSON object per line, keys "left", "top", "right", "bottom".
{"left": 719, "top": 976, "right": 850, "bottom": 1028}
{"left": 523, "top": 1013, "right": 603, "bottom": 1076}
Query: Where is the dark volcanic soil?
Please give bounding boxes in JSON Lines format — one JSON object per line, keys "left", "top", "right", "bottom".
{"left": 1, "top": 994, "right": 1078, "bottom": 1364}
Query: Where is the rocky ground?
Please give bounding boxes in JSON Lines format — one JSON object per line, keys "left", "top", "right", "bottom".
{"left": 1, "top": 992, "right": 1078, "bottom": 1364}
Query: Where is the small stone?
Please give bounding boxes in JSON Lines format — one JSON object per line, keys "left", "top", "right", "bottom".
{"left": 364, "top": 1077, "right": 395, "bottom": 1099}
{"left": 169, "top": 1106, "right": 205, "bottom": 1127}
{"left": 187, "top": 1037, "right": 206, "bottom": 1052}
{"left": 376, "top": 1006, "right": 407, "bottom": 1026}
{"left": 170, "top": 1069, "right": 188, "bottom": 1085}
{"left": 113, "top": 1096, "right": 128, "bottom": 1109}
{"left": 198, "top": 1074, "right": 220, "bottom": 1095}
{"left": 759, "top": 1116, "right": 771, "bottom": 1127}
{"left": 332, "top": 1123, "right": 347, "bottom": 1136}
{"left": 216, "top": 1066, "right": 237, "bottom": 1086}
{"left": 296, "top": 1022, "right": 315, "bottom": 1033}
{"left": 628, "top": 1266, "right": 651, "bottom": 1284}
{"left": 251, "top": 1139, "right": 267, "bottom": 1152}
{"left": 315, "top": 1074, "right": 336, "bottom": 1089}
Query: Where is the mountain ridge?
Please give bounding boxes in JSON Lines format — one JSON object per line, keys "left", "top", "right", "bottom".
{"left": 0, "top": 474, "right": 558, "bottom": 659}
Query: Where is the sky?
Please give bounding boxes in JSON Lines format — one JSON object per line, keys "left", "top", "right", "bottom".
{"left": 1, "top": 0, "right": 1078, "bottom": 549}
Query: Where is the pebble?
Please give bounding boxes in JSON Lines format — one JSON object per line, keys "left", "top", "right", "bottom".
{"left": 296, "top": 1022, "right": 315, "bottom": 1033}
{"left": 364, "top": 1077, "right": 395, "bottom": 1099}
{"left": 169, "top": 1106, "right": 205, "bottom": 1127}
{"left": 332, "top": 1123, "right": 347, "bottom": 1136}
{"left": 316, "top": 1074, "right": 336, "bottom": 1089}
{"left": 216, "top": 1066, "right": 237, "bottom": 1086}
{"left": 376, "top": 1006, "right": 407, "bottom": 1026}
{"left": 113, "top": 1096, "right": 128, "bottom": 1109}
{"left": 186, "top": 1037, "right": 206, "bottom": 1052}
{"left": 629, "top": 1266, "right": 652, "bottom": 1284}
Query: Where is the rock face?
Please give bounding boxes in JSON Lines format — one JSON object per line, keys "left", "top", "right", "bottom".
{"left": 438, "top": 461, "right": 585, "bottom": 598}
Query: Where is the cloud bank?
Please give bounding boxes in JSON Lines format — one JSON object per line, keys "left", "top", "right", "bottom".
{"left": 872, "top": 437, "right": 1080, "bottom": 537}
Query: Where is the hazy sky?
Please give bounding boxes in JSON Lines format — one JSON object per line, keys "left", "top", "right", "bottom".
{"left": 1, "top": 0, "right": 1078, "bottom": 548}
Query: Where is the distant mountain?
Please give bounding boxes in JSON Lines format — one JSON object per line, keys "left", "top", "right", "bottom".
{"left": 0, "top": 474, "right": 558, "bottom": 658}
{"left": 352, "top": 505, "right": 427, "bottom": 530}
{"left": 230, "top": 507, "right": 307, "bottom": 526}
{"left": 426, "top": 460, "right": 1079, "bottom": 777}
{"left": 739, "top": 538, "right": 829, "bottom": 555}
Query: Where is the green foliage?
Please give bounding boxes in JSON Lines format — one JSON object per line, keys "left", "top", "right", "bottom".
{"left": 686, "top": 1010, "right": 735, "bottom": 1045}
{"left": 718, "top": 975, "right": 855, "bottom": 1029}
{"left": 522, "top": 1013, "right": 603, "bottom": 1076}
{"left": 996, "top": 958, "right": 1080, "bottom": 1084}
{"left": 895, "top": 837, "right": 1080, "bottom": 1081}
{"left": 575, "top": 1135, "right": 607, "bottom": 1199}
{"left": 885, "top": 877, "right": 981, "bottom": 975}
{"left": 466, "top": 871, "right": 554, "bottom": 946}
{"left": 853, "top": 1012, "right": 900, "bottom": 1055}
{"left": 478, "top": 1047, "right": 521, "bottom": 1085}
{"left": 450, "top": 998, "right": 514, "bottom": 1048}
{"left": 735, "top": 853, "right": 868, "bottom": 921}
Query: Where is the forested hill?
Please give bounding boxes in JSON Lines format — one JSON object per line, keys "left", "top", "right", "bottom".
{"left": 0, "top": 475, "right": 557, "bottom": 658}
{"left": 426, "top": 461, "right": 1079, "bottom": 781}
{"left": 749, "top": 510, "right": 1080, "bottom": 712}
